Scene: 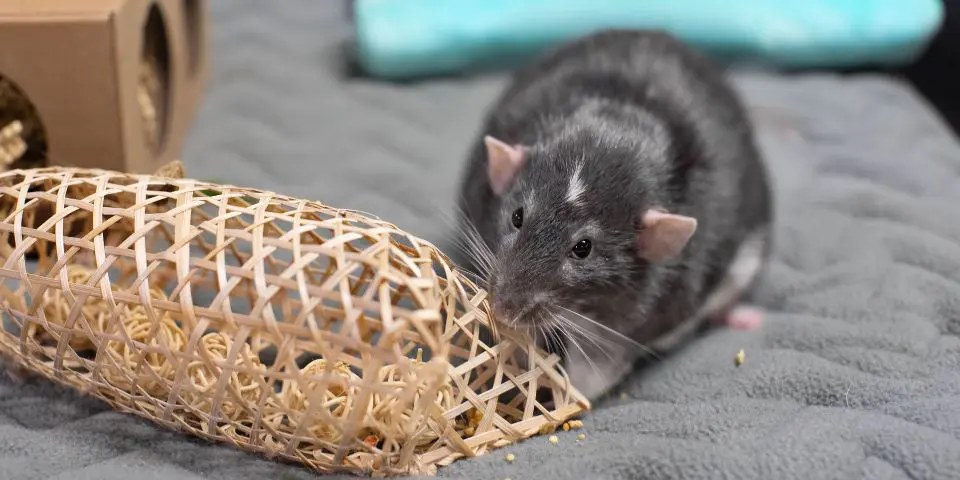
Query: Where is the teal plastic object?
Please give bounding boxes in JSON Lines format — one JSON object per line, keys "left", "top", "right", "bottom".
{"left": 353, "top": 0, "right": 944, "bottom": 80}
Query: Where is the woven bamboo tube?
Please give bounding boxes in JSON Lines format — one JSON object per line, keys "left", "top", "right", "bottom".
{"left": 0, "top": 167, "right": 589, "bottom": 476}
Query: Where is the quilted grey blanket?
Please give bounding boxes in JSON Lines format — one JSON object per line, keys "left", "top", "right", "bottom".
{"left": 2, "top": 1, "right": 960, "bottom": 479}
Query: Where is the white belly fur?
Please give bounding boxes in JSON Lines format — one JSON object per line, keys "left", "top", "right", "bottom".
{"left": 650, "top": 227, "right": 769, "bottom": 352}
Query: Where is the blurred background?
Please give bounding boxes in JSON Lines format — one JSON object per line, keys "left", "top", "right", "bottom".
{"left": 179, "top": 0, "right": 952, "bottom": 243}
{"left": 2, "top": 1, "right": 960, "bottom": 479}
{"left": 1, "top": 0, "right": 954, "bottom": 242}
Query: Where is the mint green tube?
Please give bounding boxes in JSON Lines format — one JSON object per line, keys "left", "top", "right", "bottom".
{"left": 353, "top": 0, "right": 943, "bottom": 80}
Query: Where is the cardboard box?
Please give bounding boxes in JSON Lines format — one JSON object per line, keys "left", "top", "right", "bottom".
{"left": 0, "top": 0, "right": 209, "bottom": 174}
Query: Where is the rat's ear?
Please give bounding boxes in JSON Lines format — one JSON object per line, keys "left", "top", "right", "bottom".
{"left": 636, "top": 209, "right": 697, "bottom": 262}
{"left": 484, "top": 135, "right": 525, "bottom": 196}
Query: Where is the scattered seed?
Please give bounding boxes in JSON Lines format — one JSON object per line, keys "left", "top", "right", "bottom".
{"left": 562, "top": 422, "right": 570, "bottom": 432}
{"left": 548, "top": 435, "right": 559, "bottom": 445}
{"left": 577, "top": 433, "right": 585, "bottom": 441}
{"left": 469, "top": 408, "right": 484, "bottom": 425}
{"left": 538, "top": 422, "right": 557, "bottom": 435}
{"left": 464, "top": 426, "right": 475, "bottom": 436}
{"left": 568, "top": 419, "right": 584, "bottom": 430}
{"left": 505, "top": 453, "right": 516, "bottom": 463}
{"left": 735, "top": 349, "right": 746, "bottom": 367}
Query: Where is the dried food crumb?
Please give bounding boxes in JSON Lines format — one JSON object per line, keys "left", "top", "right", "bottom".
{"left": 735, "top": 349, "right": 746, "bottom": 367}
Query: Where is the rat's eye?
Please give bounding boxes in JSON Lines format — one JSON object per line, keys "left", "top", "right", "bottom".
{"left": 571, "top": 239, "right": 592, "bottom": 259}
{"left": 511, "top": 208, "right": 523, "bottom": 229}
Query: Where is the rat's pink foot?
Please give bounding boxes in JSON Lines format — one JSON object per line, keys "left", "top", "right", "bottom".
{"left": 714, "top": 306, "right": 764, "bottom": 331}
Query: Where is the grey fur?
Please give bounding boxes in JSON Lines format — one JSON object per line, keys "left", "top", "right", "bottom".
{"left": 454, "top": 29, "right": 774, "bottom": 400}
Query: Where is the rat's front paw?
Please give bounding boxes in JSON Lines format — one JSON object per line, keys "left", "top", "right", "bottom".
{"left": 714, "top": 305, "right": 764, "bottom": 331}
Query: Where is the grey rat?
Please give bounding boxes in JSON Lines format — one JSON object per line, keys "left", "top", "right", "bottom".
{"left": 453, "top": 29, "right": 773, "bottom": 400}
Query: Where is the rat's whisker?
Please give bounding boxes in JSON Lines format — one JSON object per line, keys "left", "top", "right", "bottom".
{"left": 547, "top": 311, "right": 606, "bottom": 388}
{"left": 454, "top": 265, "right": 488, "bottom": 287}
{"left": 457, "top": 227, "right": 496, "bottom": 279}
{"left": 555, "top": 315, "right": 614, "bottom": 356}
{"left": 538, "top": 312, "right": 556, "bottom": 350}
{"left": 455, "top": 250, "right": 491, "bottom": 283}
{"left": 535, "top": 322, "right": 545, "bottom": 351}
{"left": 461, "top": 221, "right": 497, "bottom": 274}
{"left": 445, "top": 223, "right": 490, "bottom": 271}
{"left": 557, "top": 306, "right": 660, "bottom": 360}
{"left": 549, "top": 306, "right": 613, "bottom": 349}
{"left": 457, "top": 241, "right": 493, "bottom": 281}
{"left": 434, "top": 203, "right": 497, "bottom": 278}
{"left": 452, "top": 204, "right": 498, "bottom": 268}
{"left": 535, "top": 312, "right": 550, "bottom": 352}
{"left": 551, "top": 309, "right": 644, "bottom": 368}
{"left": 443, "top": 232, "right": 479, "bottom": 265}
{"left": 546, "top": 316, "right": 570, "bottom": 360}
{"left": 465, "top": 243, "right": 495, "bottom": 278}
{"left": 550, "top": 310, "right": 618, "bottom": 364}
{"left": 507, "top": 311, "right": 523, "bottom": 328}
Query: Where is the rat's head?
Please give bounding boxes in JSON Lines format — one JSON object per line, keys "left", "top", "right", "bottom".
{"left": 482, "top": 123, "right": 697, "bottom": 330}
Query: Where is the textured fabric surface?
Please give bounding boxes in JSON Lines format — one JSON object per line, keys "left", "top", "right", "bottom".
{"left": 3, "top": 1, "right": 960, "bottom": 479}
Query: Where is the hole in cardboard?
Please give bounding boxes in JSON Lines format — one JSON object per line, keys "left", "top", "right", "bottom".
{"left": 0, "top": 74, "right": 49, "bottom": 169}
{"left": 183, "top": 0, "right": 203, "bottom": 76}
{"left": 140, "top": 3, "right": 172, "bottom": 155}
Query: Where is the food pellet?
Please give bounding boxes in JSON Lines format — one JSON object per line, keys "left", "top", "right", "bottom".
{"left": 464, "top": 426, "right": 475, "bottom": 436}
{"left": 568, "top": 419, "right": 584, "bottom": 430}
{"left": 562, "top": 422, "right": 570, "bottom": 432}
{"left": 735, "top": 349, "right": 746, "bottom": 367}
{"left": 577, "top": 433, "right": 586, "bottom": 441}
{"left": 505, "top": 453, "right": 516, "bottom": 463}
{"left": 548, "top": 435, "right": 559, "bottom": 444}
